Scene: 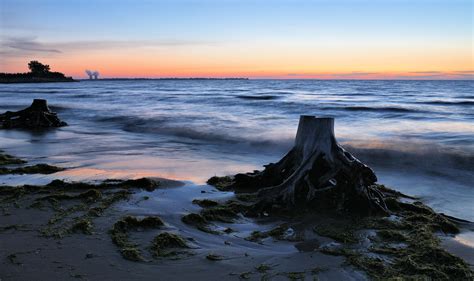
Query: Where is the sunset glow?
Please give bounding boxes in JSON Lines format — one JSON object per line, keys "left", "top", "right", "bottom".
{"left": 1, "top": 0, "right": 473, "bottom": 79}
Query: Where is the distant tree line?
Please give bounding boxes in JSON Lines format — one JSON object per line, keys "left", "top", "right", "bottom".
{"left": 0, "top": 61, "right": 74, "bottom": 83}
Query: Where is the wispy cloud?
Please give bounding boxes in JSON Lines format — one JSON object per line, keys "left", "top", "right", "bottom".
{"left": 0, "top": 36, "right": 216, "bottom": 58}
{"left": 409, "top": 71, "right": 442, "bottom": 74}
{"left": 282, "top": 71, "right": 473, "bottom": 80}
{"left": 2, "top": 37, "right": 62, "bottom": 53}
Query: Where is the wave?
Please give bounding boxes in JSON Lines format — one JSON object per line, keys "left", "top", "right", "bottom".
{"left": 236, "top": 95, "right": 281, "bottom": 100}
{"left": 344, "top": 142, "right": 474, "bottom": 185}
{"left": 0, "top": 90, "right": 62, "bottom": 94}
{"left": 420, "top": 100, "right": 474, "bottom": 106}
{"left": 339, "top": 106, "right": 423, "bottom": 112}
{"left": 94, "top": 114, "right": 293, "bottom": 151}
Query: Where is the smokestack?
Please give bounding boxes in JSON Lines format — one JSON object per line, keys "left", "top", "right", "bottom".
{"left": 85, "top": 70, "right": 93, "bottom": 79}
{"left": 85, "top": 70, "right": 99, "bottom": 80}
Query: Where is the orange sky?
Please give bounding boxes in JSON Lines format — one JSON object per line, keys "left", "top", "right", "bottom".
{"left": 1, "top": 0, "right": 473, "bottom": 79}
{"left": 4, "top": 42, "right": 471, "bottom": 79}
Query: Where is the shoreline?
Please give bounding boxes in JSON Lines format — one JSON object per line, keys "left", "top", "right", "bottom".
{"left": 0, "top": 150, "right": 472, "bottom": 280}
{"left": 0, "top": 78, "right": 76, "bottom": 84}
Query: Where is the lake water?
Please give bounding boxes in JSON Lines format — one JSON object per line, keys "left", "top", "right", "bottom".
{"left": 0, "top": 79, "right": 473, "bottom": 225}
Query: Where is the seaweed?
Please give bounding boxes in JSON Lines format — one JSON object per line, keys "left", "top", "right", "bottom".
{"left": 207, "top": 176, "right": 234, "bottom": 191}
{"left": 122, "top": 178, "right": 160, "bottom": 191}
{"left": 246, "top": 224, "right": 289, "bottom": 242}
{"left": 47, "top": 177, "right": 160, "bottom": 191}
{"left": 149, "top": 232, "right": 189, "bottom": 257}
{"left": 110, "top": 215, "right": 164, "bottom": 261}
{"left": 181, "top": 213, "right": 218, "bottom": 234}
{"left": 313, "top": 219, "right": 359, "bottom": 244}
{"left": 201, "top": 206, "right": 239, "bottom": 223}
{"left": 0, "top": 164, "right": 64, "bottom": 175}
{"left": 192, "top": 199, "right": 219, "bottom": 208}
{"left": 70, "top": 218, "right": 93, "bottom": 234}
{"left": 39, "top": 189, "right": 102, "bottom": 201}
{"left": 376, "top": 230, "right": 407, "bottom": 242}
{"left": 206, "top": 253, "right": 224, "bottom": 261}
{"left": 0, "top": 152, "right": 26, "bottom": 166}
{"left": 315, "top": 200, "right": 473, "bottom": 280}
{"left": 121, "top": 247, "right": 144, "bottom": 262}
{"left": 255, "top": 264, "right": 272, "bottom": 273}
{"left": 282, "top": 271, "right": 306, "bottom": 280}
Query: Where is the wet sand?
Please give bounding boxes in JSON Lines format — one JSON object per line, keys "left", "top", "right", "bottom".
{"left": 1, "top": 177, "right": 364, "bottom": 281}
{"left": 0, "top": 150, "right": 473, "bottom": 280}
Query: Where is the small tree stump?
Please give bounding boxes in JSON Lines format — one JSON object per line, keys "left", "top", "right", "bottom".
{"left": 0, "top": 99, "right": 67, "bottom": 129}
{"left": 226, "top": 116, "right": 388, "bottom": 214}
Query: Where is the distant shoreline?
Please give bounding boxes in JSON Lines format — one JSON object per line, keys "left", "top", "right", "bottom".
{"left": 79, "top": 78, "right": 249, "bottom": 81}
{"left": 0, "top": 77, "right": 77, "bottom": 84}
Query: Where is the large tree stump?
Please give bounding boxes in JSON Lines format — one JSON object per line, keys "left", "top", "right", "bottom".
{"left": 0, "top": 99, "right": 67, "bottom": 129}
{"left": 224, "top": 116, "right": 388, "bottom": 214}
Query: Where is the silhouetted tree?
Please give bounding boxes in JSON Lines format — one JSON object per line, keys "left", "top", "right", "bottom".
{"left": 28, "top": 61, "right": 50, "bottom": 76}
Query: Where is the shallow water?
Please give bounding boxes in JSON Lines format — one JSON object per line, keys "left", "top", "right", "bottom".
{"left": 0, "top": 79, "right": 473, "bottom": 231}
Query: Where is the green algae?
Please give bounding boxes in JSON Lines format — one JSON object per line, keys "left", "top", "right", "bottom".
{"left": 313, "top": 221, "right": 358, "bottom": 244}
{"left": 376, "top": 230, "right": 407, "bottom": 242}
{"left": 110, "top": 215, "right": 164, "bottom": 261}
{"left": 40, "top": 189, "right": 102, "bottom": 201}
{"left": 182, "top": 199, "right": 250, "bottom": 233}
{"left": 282, "top": 271, "right": 306, "bottom": 280}
{"left": 149, "top": 232, "right": 189, "bottom": 257}
{"left": 206, "top": 253, "right": 224, "bottom": 261}
{"left": 0, "top": 164, "right": 64, "bottom": 175}
{"left": 46, "top": 177, "right": 160, "bottom": 191}
{"left": 207, "top": 176, "right": 234, "bottom": 191}
{"left": 121, "top": 247, "right": 145, "bottom": 262}
{"left": 201, "top": 206, "right": 239, "bottom": 223}
{"left": 181, "top": 213, "right": 218, "bottom": 234}
{"left": 246, "top": 224, "right": 288, "bottom": 242}
{"left": 112, "top": 216, "right": 164, "bottom": 231}
{"left": 0, "top": 152, "right": 26, "bottom": 166}
{"left": 192, "top": 199, "right": 219, "bottom": 208}
{"left": 70, "top": 218, "right": 93, "bottom": 234}
{"left": 235, "top": 193, "right": 258, "bottom": 202}
{"left": 313, "top": 199, "right": 473, "bottom": 280}
{"left": 255, "top": 264, "right": 272, "bottom": 273}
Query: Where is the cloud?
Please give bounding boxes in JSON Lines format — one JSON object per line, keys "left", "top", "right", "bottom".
{"left": 2, "top": 37, "right": 62, "bottom": 53}
{"left": 409, "top": 71, "right": 442, "bottom": 74}
{"left": 0, "top": 36, "right": 215, "bottom": 58}
{"left": 286, "top": 71, "right": 380, "bottom": 78}
{"left": 282, "top": 71, "right": 473, "bottom": 80}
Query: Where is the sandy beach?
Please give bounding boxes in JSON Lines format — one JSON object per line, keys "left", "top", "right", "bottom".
{"left": 1, "top": 142, "right": 473, "bottom": 280}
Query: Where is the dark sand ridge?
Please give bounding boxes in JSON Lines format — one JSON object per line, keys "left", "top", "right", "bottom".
{"left": 0, "top": 150, "right": 472, "bottom": 281}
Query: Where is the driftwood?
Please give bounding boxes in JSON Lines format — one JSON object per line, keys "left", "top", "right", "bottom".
{"left": 220, "top": 116, "right": 388, "bottom": 214}
{"left": 0, "top": 99, "right": 67, "bottom": 129}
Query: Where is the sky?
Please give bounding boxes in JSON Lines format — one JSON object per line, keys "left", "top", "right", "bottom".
{"left": 0, "top": 0, "right": 473, "bottom": 79}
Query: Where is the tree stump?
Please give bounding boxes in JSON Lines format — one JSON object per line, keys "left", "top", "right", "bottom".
{"left": 225, "top": 116, "right": 388, "bottom": 214}
{"left": 0, "top": 99, "right": 67, "bottom": 129}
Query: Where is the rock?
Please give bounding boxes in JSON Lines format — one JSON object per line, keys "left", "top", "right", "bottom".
{"left": 0, "top": 99, "right": 67, "bottom": 129}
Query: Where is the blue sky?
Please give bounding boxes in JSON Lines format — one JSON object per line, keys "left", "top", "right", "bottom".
{"left": 1, "top": 0, "right": 472, "bottom": 78}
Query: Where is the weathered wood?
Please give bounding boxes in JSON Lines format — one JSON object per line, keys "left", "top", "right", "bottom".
{"left": 0, "top": 99, "right": 67, "bottom": 129}
{"left": 225, "top": 116, "right": 388, "bottom": 214}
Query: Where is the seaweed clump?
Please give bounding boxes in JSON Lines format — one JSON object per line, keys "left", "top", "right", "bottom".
{"left": 316, "top": 197, "right": 473, "bottom": 280}
{"left": 0, "top": 163, "right": 65, "bottom": 175}
{"left": 150, "top": 232, "right": 189, "bottom": 258}
{"left": 181, "top": 213, "right": 217, "bottom": 234}
{"left": 110, "top": 216, "right": 164, "bottom": 261}
{"left": 192, "top": 199, "right": 219, "bottom": 208}
{"left": 0, "top": 151, "right": 64, "bottom": 175}
{"left": 246, "top": 224, "right": 289, "bottom": 242}
{"left": 207, "top": 176, "right": 233, "bottom": 191}
{"left": 0, "top": 152, "right": 26, "bottom": 166}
